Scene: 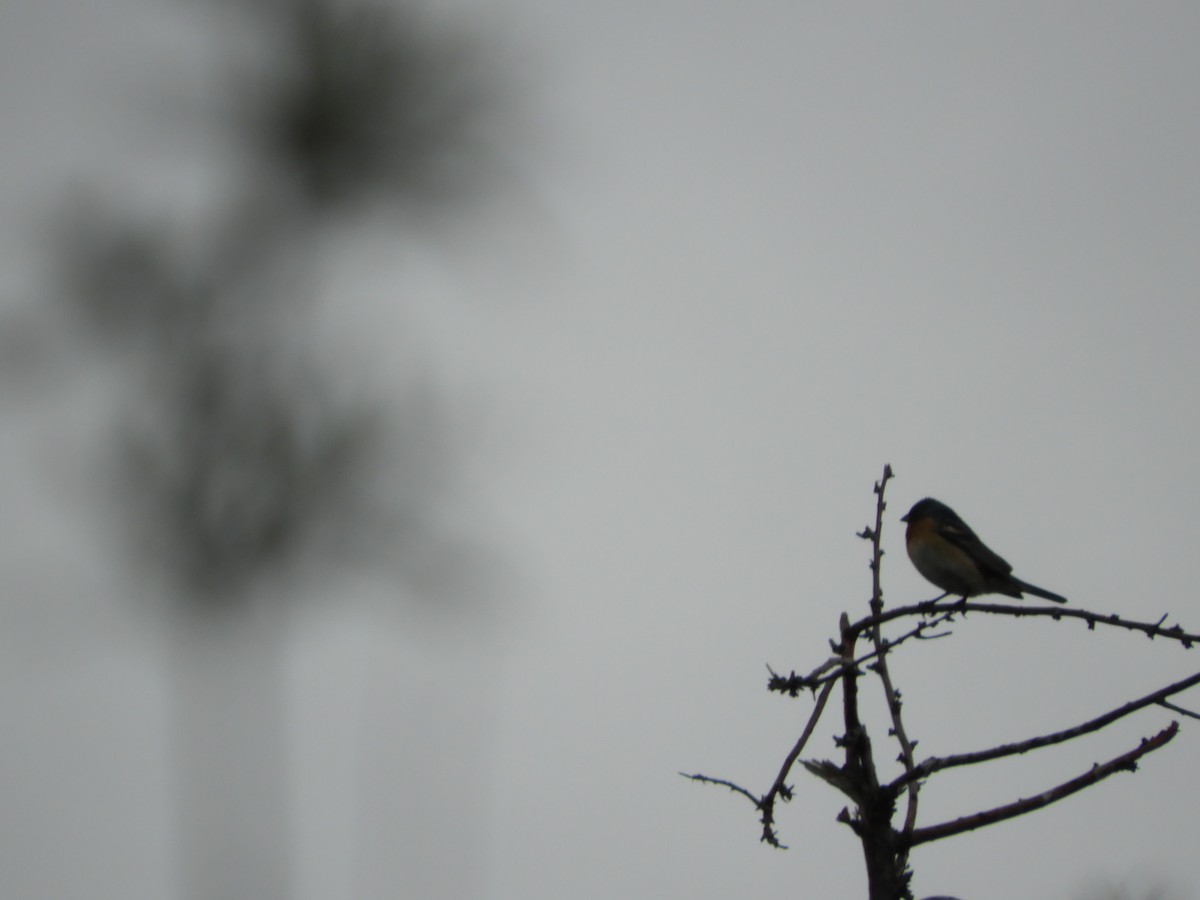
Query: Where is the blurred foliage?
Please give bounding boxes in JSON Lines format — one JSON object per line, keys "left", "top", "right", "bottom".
{"left": 49, "top": 0, "right": 508, "bottom": 611}
{"left": 121, "top": 346, "right": 380, "bottom": 600}
{"left": 228, "top": 0, "right": 501, "bottom": 209}
{"left": 54, "top": 202, "right": 210, "bottom": 345}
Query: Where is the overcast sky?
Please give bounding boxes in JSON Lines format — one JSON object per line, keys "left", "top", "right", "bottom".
{"left": 2, "top": 2, "right": 1199, "bottom": 899}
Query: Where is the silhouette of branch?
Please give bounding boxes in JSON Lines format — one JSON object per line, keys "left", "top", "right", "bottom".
{"left": 904, "top": 722, "right": 1179, "bottom": 848}
{"left": 758, "top": 678, "right": 838, "bottom": 847}
{"left": 891, "top": 668, "right": 1200, "bottom": 790}
{"left": 837, "top": 498, "right": 913, "bottom": 899}
{"left": 681, "top": 676, "right": 837, "bottom": 849}
{"left": 859, "top": 467, "right": 920, "bottom": 860}
{"left": 769, "top": 613, "right": 953, "bottom": 696}
{"left": 1158, "top": 699, "right": 1200, "bottom": 721}
{"left": 845, "top": 600, "right": 1199, "bottom": 649}
{"left": 678, "top": 772, "right": 760, "bottom": 807}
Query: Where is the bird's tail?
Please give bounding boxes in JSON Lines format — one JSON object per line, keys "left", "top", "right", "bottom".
{"left": 1012, "top": 579, "right": 1067, "bottom": 604}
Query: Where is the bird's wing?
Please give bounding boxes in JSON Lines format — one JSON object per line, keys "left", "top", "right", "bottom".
{"left": 936, "top": 520, "right": 1013, "bottom": 577}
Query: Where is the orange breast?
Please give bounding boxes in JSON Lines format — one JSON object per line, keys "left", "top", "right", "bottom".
{"left": 905, "top": 516, "right": 985, "bottom": 596}
{"left": 905, "top": 515, "right": 938, "bottom": 548}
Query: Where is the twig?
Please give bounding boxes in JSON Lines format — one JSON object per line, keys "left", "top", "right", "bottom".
{"left": 904, "top": 722, "right": 1179, "bottom": 847}
{"left": 1157, "top": 699, "right": 1200, "bottom": 721}
{"left": 768, "top": 612, "right": 954, "bottom": 696}
{"left": 678, "top": 772, "right": 761, "bottom": 806}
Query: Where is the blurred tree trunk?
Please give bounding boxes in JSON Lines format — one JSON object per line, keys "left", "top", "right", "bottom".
{"left": 170, "top": 609, "right": 291, "bottom": 900}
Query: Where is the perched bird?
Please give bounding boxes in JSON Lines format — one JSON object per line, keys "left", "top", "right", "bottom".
{"left": 900, "top": 498, "right": 1067, "bottom": 604}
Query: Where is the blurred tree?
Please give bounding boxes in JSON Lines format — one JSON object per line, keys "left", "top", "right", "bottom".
{"left": 235, "top": 0, "right": 497, "bottom": 209}
{"left": 49, "top": 1, "right": 510, "bottom": 897}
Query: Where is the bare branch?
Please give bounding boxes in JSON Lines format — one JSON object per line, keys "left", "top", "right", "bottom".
{"left": 846, "top": 600, "right": 1199, "bottom": 649}
{"left": 839, "top": 466, "right": 914, "bottom": 899}
{"left": 1158, "top": 699, "right": 1200, "bottom": 721}
{"left": 757, "top": 678, "right": 838, "bottom": 846}
{"left": 681, "top": 677, "right": 839, "bottom": 849}
{"left": 892, "top": 668, "right": 1200, "bottom": 789}
{"left": 904, "top": 722, "right": 1179, "bottom": 848}
{"left": 861, "top": 467, "right": 921, "bottom": 855}
{"left": 768, "top": 612, "right": 953, "bottom": 696}
{"left": 678, "top": 772, "right": 761, "bottom": 807}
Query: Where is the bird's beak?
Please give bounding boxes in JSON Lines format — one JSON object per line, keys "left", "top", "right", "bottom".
{"left": 899, "top": 513, "right": 910, "bottom": 522}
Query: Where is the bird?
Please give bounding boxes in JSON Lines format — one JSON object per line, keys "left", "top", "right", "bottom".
{"left": 900, "top": 497, "right": 1067, "bottom": 604}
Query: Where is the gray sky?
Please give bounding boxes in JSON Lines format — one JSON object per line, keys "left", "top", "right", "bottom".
{"left": 2, "top": 2, "right": 1199, "bottom": 899}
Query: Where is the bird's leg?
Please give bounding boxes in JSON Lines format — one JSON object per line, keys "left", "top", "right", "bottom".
{"left": 918, "top": 591, "right": 950, "bottom": 612}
